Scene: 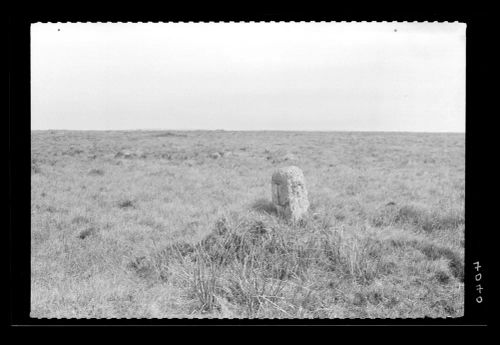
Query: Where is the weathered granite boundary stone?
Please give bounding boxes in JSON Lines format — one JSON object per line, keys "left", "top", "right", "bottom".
{"left": 271, "top": 166, "right": 309, "bottom": 222}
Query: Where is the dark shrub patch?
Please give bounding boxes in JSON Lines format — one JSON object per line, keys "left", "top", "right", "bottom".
{"left": 78, "top": 227, "right": 96, "bottom": 239}
{"left": 88, "top": 168, "right": 105, "bottom": 176}
{"left": 45, "top": 206, "right": 57, "bottom": 213}
{"left": 432, "top": 299, "right": 456, "bottom": 315}
{"left": 395, "top": 205, "right": 429, "bottom": 227}
{"left": 352, "top": 293, "right": 367, "bottom": 306}
{"left": 32, "top": 160, "right": 42, "bottom": 174}
{"left": 334, "top": 213, "right": 346, "bottom": 221}
{"left": 117, "top": 199, "right": 135, "bottom": 209}
{"left": 64, "top": 148, "right": 84, "bottom": 156}
{"left": 128, "top": 256, "right": 156, "bottom": 279}
{"left": 434, "top": 270, "right": 451, "bottom": 284}
{"left": 368, "top": 291, "right": 384, "bottom": 305}
{"left": 448, "top": 256, "right": 465, "bottom": 282}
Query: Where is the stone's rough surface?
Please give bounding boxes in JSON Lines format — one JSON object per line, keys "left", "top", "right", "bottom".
{"left": 271, "top": 166, "right": 309, "bottom": 222}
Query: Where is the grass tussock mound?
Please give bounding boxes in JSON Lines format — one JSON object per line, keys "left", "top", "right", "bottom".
{"left": 129, "top": 210, "right": 463, "bottom": 318}
{"left": 417, "top": 242, "right": 464, "bottom": 282}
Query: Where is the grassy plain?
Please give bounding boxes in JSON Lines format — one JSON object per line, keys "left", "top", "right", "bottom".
{"left": 31, "top": 130, "right": 465, "bottom": 318}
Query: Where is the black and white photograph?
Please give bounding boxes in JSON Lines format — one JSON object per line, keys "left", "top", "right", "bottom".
{"left": 27, "top": 21, "right": 467, "bottom": 319}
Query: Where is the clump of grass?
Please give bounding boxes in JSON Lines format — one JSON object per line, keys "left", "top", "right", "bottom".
{"left": 394, "top": 205, "right": 434, "bottom": 230}
{"left": 45, "top": 205, "right": 57, "bottom": 213}
{"left": 128, "top": 256, "right": 158, "bottom": 280}
{"left": 65, "top": 147, "right": 84, "bottom": 156}
{"left": 150, "top": 213, "right": 393, "bottom": 316}
{"left": 88, "top": 168, "right": 105, "bottom": 176}
{"left": 145, "top": 211, "right": 464, "bottom": 316}
{"left": 352, "top": 292, "right": 367, "bottom": 307}
{"left": 117, "top": 199, "right": 136, "bottom": 209}
{"left": 418, "top": 243, "right": 464, "bottom": 281}
{"left": 434, "top": 270, "right": 451, "bottom": 284}
{"left": 383, "top": 231, "right": 463, "bottom": 282}
{"left": 431, "top": 299, "right": 456, "bottom": 315}
{"left": 71, "top": 215, "right": 91, "bottom": 225}
{"left": 78, "top": 227, "right": 96, "bottom": 239}
{"left": 191, "top": 258, "right": 221, "bottom": 313}
{"left": 383, "top": 231, "right": 464, "bottom": 282}
{"left": 31, "top": 160, "right": 42, "bottom": 174}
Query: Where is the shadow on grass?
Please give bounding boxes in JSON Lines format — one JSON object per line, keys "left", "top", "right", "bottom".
{"left": 419, "top": 243, "right": 464, "bottom": 282}
{"left": 251, "top": 198, "right": 277, "bottom": 216}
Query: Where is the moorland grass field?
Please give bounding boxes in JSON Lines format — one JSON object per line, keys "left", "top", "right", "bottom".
{"left": 31, "top": 130, "right": 465, "bottom": 318}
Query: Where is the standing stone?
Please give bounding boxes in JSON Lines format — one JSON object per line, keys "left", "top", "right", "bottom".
{"left": 271, "top": 166, "right": 309, "bottom": 222}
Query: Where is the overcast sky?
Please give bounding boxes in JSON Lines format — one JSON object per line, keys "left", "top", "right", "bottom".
{"left": 31, "top": 22, "right": 466, "bottom": 132}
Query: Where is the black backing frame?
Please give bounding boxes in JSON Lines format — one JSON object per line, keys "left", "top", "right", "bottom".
{"left": 8, "top": 5, "right": 491, "bottom": 327}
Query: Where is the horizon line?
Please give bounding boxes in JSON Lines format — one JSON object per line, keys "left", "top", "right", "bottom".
{"left": 30, "top": 128, "right": 466, "bottom": 134}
